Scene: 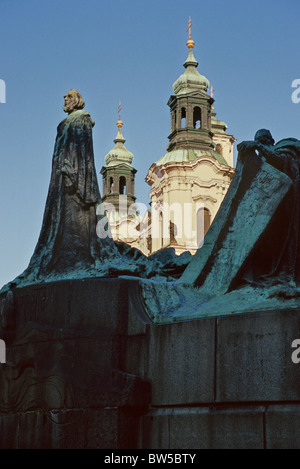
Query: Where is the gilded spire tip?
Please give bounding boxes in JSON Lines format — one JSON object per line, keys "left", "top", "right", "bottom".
{"left": 186, "top": 16, "right": 195, "bottom": 50}
{"left": 117, "top": 101, "right": 123, "bottom": 128}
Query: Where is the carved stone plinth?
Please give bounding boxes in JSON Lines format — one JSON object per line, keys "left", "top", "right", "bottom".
{"left": 1, "top": 277, "right": 300, "bottom": 449}
{"left": 0, "top": 278, "right": 150, "bottom": 449}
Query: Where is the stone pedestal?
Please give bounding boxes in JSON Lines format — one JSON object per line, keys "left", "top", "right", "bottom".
{"left": 1, "top": 278, "right": 300, "bottom": 448}
{"left": 134, "top": 308, "right": 300, "bottom": 449}
{"left": 0, "top": 278, "right": 150, "bottom": 449}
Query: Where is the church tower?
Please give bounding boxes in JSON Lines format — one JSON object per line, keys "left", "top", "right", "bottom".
{"left": 146, "top": 19, "right": 235, "bottom": 255}
{"left": 100, "top": 103, "right": 137, "bottom": 214}
{"left": 167, "top": 17, "right": 214, "bottom": 153}
{"left": 100, "top": 105, "right": 140, "bottom": 244}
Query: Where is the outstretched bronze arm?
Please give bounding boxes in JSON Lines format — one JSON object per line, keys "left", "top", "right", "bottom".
{"left": 237, "top": 140, "right": 284, "bottom": 172}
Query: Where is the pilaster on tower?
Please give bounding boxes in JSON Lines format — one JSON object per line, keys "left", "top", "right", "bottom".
{"left": 100, "top": 103, "right": 137, "bottom": 216}
{"left": 167, "top": 17, "right": 214, "bottom": 152}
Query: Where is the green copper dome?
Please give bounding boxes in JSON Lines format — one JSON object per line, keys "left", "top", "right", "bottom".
{"left": 172, "top": 47, "right": 210, "bottom": 96}
{"left": 104, "top": 123, "right": 134, "bottom": 167}
{"left": 155, "top": 148, "right": 228, "bottom": 167}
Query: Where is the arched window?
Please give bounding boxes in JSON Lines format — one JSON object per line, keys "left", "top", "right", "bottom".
{"left": 180, "top": 107, "right": 186, "bottom": 128}
{"left": 171, "top": 109, "right": 177, "bottom": 132}
{"left": 119, "top": 176, "right": 126, "bottom": 195}
{"left": 109, "top": 177, "right": 114, "bottom": 194}
{"left": 193, "top": 106, "right": 201, "bottom": 129}
{"left": 216, "top": 143, "right": 223, "bottom": 155}
{"left": 197, "top": 207, "right": 211, "bottom": 247}
{"left": 170, "top": 221, "right": 177, "bottom": 242}
{"left": 160, "top": 212, "right": 163, "bottom": 248}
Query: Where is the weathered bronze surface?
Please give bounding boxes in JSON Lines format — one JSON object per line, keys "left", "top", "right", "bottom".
{"left": 128, "top": 129, "right": 300, "bottom": 322}
{"left": 1, "top": 90, "right": 115, "bottom": 290}
{"left": 1, "top": 95, "right": 300, "bottom": 449}
{"left": 183, "top": 129, "right": 300, "bottom": 295}
{"left": 2, "top": 92, "right": 300, "bottom": 320}
{"left": 0, "top": 90, "right": 190, "bottom": 293}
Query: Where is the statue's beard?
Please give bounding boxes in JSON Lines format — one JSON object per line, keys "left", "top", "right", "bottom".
{"left": 63, "top": 103, "right": 76, "bottom": 114}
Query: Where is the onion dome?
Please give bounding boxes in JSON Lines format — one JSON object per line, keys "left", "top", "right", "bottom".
{"left": 172, "top": 18, "right": 210, "bottom": 96}
{"left": 104, "top": 103, "right": 134, "bottom": 167}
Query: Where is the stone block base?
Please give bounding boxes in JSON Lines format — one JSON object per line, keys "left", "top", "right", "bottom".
{"left": 0, "top": 278, "right": 300, "bottom": 448}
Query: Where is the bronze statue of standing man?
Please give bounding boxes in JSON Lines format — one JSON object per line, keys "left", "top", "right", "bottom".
{"left": 1, "top": 90, "right": 119, "bottom": 291}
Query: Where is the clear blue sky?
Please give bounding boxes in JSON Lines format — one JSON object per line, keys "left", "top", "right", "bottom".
{"left": 1, "top": 0, "right": 300, "bottom": 288}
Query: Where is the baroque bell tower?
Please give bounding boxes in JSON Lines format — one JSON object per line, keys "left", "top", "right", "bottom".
{"left": 100, "top": 103, "right": 137, "bottom": 215}
{"left": 100, "top": 103, "right": 142, "bottom": 247}
{"left": 167, "top": 17, "right": 214, "bottom": 152}
{"left": 146, "top": 18, "right": 235, "bottom": 255}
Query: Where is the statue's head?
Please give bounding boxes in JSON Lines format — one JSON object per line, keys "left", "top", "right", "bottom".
{"left": 63, "top": 89, "right": 85, "bottom": 114}
{"left": 254, "top": 129, "right": 275, "bottom": 146}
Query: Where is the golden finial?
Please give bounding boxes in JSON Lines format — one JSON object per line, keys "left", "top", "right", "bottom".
{"left": 210, "top": 86, "right": 214, "bottom": 98}
{"left": 117, "top": 101, "right": 123, "bottom": 128}
{"left": 186, "top": 16, "right": 195, "bottom": 50}
{"left": 187, "top": 17, "right": 192, "bottom": 40}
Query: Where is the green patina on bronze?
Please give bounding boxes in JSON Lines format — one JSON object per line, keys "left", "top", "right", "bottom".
{"left": 0, "top": 90, "right": 190, "bottom": 294}
{"left": 2, "top": 90, "right": 300, "bottom": 323}
{"left": 129, "top": 130, "right": 300, "bottom": 322}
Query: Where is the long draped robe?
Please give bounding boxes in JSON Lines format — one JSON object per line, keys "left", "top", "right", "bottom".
{"left": 4, "top": 110, "right": 119, "bottom": 289}
{"left": 237, "top": 138, "right": 300, "bottom": 289}
{"left": 181, "top": 137, "right": 300, "bottom": 295}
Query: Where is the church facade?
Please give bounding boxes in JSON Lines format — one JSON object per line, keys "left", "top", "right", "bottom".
{"left": 100, "top": 24, "right": 235, "bottom": 256}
